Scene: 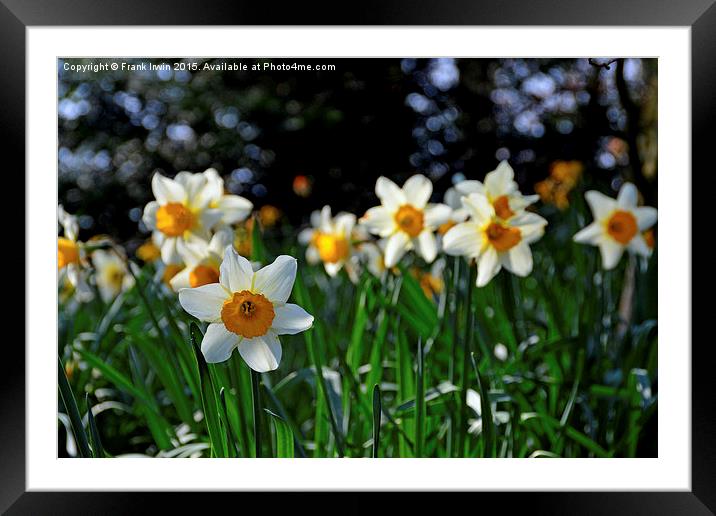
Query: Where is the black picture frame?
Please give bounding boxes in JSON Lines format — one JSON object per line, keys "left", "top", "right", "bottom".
{"left": 3, "top": 0, "right": 712, "bottom": 513}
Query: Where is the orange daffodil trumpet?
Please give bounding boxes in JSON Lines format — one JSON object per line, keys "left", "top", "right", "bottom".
{"left": 143, "top": 169, "right": 253, "bottom": 265}
{"left": 573, "top": 182, "right": 657, "bottom": 269}
{"left": 299, "top": 206, "right": 361, "bottom": 282}
{"left": 443, "top": 193, "right": 547, "bottom": 287}
{"left": 359, "top": 174, "right": 451, "bottom": 268}
{"left": 178, "top": 247, "right": 314, "bottom": 372}
{"left": 452, "top": 160, "right": 540, "bottom": 221}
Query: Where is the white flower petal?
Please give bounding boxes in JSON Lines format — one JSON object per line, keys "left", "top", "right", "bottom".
{"left": 334, "top": 212, "right": 356, "bottom": 236}
{"left": 220, "top": 246, "right": 254, "bottom": 292}
{"left": 383, "top": 231, "right": 410, "bottom": 268}
{"left": 634, "top": 206, "right": 657, "bottom": 230}
{"left": 416, "top": 230, "right": 438, "bottom": 263}
{"left": 627, "top": 233, "right": 651, "bottom": 257}
{"left": 360, "top": 206, "right": 396, "bottom": 238}
{"left": 477, "top": 247, "right": 501, "bottom": 287}
{"left": 238, "top": 332, "right": 282, "bottom": 372}
{"left": 617, "top": 182, "right": 638, "bottom": 209}
{"left": 585, "top": 190, "right": 617, "bottom": 221}
{"left": 201, "top": 323, "right": 240, "bottom": 363}
{"left": 195, "top": 168, "right": 224, "bottom": 208}
{"left": 298, "top": 228, "right": 315, "bottom": 246}
{"left": 253, "top": 255, "right": 297, "bottom": 304}
{"left": 462, "top": 193, "right": 494, "bottom": 224}
{"left": 160, "top": 237, "right": 182, "bottom": 265}
{"left": 375, "top": 176, "right": 406, "bottom": 210}
{"left": 454, "top": 180, "right": 485, "bottom": 197}
{"left": 501, "top": 242, "right": 533, "bottom": 277}
{"left": 169, "top": 268, "right": 192, "bottom": 291}
{"left": 442, "top": 222, "right": 482, "bottom": 257}
{"left": 402, "top": 174, "right": 432, "bottom": 209}
{"left": 319, "top": 205, "right": 333, "bottom": 232}
{"left": 142, "top": 201, "right": 159, "bottom": 230}
{"left": 484, "top": 160, "right": 516, "bottom": 197}
{"left": 178, "top": 283, "right": 230, "bottom": 322}
{"left": 199, "top": 208, "right": 224, "bottom": 232}
{"left": 305, "top": 246, "right": 321, "bottom": 265}
{"left": 466, "top": 389, "right": 481, "bottom": 415}
{"left": 423, "top": 203, "right": 452, "bottom": 228}
{"left": 152, "top": 173, "right": 187, "bottom": 204}
{"left": 573, "top": 222, "right": 603, "bottom": 245}
{"left": 208, "top": 228, "right": 235, "bottom": 257}
{"left": 272, "top": 304, "right": 314, "bottom": 335}
{"left": 218, "top": 195, "right": 253, "bottom": 225}
{"left": 599, "top": 240, "right": 625, "bottom": 270}
{"left": 176, "top": 171, "right": 208, "bottom": 208}
{"left": 324, "top": 261, "right": 343, "bottom": 277}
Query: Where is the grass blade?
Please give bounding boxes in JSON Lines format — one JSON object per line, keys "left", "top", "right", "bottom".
{"left": 85, "top": 393, "right": 105, "bottom": 458}
{"left": 265, "top": 409, "right": 295, "bottom": 458}
{"left": 251, "top": 369, "right": 263, "bottom": 458}
{"left": 219, "top": 388, "right": 239, "bottom": 458}
{"left": 414, "top": 337, "right": 425, "bottom": 457}
{"left": 58, "top": 356, "right": 91, "bottom": 458}
{"left": 471, "top": 352, "right": 495, "bottom": 458}
{"left": 372, "top": 384, "right": 382, "bottom": 458}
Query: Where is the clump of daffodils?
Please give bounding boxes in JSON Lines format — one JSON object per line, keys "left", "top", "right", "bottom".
{"left": 573, "top": 182, "right": 657, "bottom": 269}
{"left": 178, "top": 247, "right": 314, "bottom": 372}
{"left": 359, "top": 174, "right": 451, "bottom": 268}
{"left": 142, "top": 169, "right": 253, "bottom": 265}
{"left": 442, "top": 162, "right": 547, "bottom": 287}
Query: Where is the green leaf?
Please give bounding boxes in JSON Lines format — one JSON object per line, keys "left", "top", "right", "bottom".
{"left": 471, "top": 352, "right": 495, "bottom": 458}
{"left": 189, "top": 322, "right": 227, "bottom": 458}
{"left": 219, "top": 388, "right": 239, "bottom": 458}
{"left": 85, "top": 394, "right": 105, "bottom": 458}
{"left": 372, "top": 384, "right": 382, "bottom": 458}
{"left": 414, "top": 338, "right": 425, "bottom": 457}
{"left": 265, "top": 409, "right": 295, "bottom": 458}
{"left": 57, "top": 357, "right": 91, "bottom": 458}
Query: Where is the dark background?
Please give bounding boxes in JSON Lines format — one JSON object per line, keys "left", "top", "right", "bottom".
{"left": 58, "top": 57, "right": 657, "bottom": 249}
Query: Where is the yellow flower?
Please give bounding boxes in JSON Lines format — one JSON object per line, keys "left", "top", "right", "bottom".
{"left": 299, "top": 206, "right": 360, "bottom": 282}
{"left": 136, "top": 240, "right": 161, "bottom": 262}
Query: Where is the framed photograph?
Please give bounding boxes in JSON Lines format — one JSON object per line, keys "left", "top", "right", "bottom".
{"left": 4, "top": 0, "right": 712, "bottom": 512}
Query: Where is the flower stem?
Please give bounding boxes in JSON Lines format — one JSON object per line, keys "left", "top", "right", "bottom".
{"left": 251, "top": 369, "right": 263, "bottom": 458}
{"left": 456, "top": 261, "right": 476, "bottom": 457}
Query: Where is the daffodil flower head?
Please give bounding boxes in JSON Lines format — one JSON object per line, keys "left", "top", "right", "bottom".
{"left": 170, "top": 228, "right": 234, "bottom": 291}
{"left": 92, "top": 249, "right": 134, "bottom": 303}
{"left": 299, "top": 205, "right": 359, "bottom": 282}
{"left": 454, "top": 161, "right": 539, "bottom": 221}
{"left": 142, "top": 170, "right": 252, "bottom": 265}
{"left": 573, "top": 182, "right": 657, "bottom": 270}
{"left": 178, "top": 247, "right": 314, "bottom": 372}
{"left": 359, "top": 174, "right": 451, "bottom": 267}
{"left": 442, "top": 192, "right": 547, "bottom": 287}
{"left": 57, "top": 205, "right": 93, "bottom": 302}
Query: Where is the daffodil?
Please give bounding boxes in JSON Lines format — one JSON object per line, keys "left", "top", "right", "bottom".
{"left": 142, "top": 170, "right": 251, "bottom": 265}
{"left": 443, "top": 192, "right": 547, "bottom": 287}
{"left": 58, "top": 205, "right": 92, "bottom": 301}
{"left": 170, "top": 229, "right": 234, "bottom": 291}
{"left": 359, "top": 175, "right": 451, "bottom": 267}
{"left": 573, "top": 182, "right": 657, "bottom": 270}
{"left": 92, "top": 249, "right": 134, "bottom": 303}
{"left": 178, "top": 248, "right": 314, "bottom": 372}
{"left": 356, "top": 241, "right": 386, "bottom": 279}
{"left": 299, "top": 206, "right": 360, "bottom": 282}
{"left": 453, "top": 161, "right": 539, "bottom": 220}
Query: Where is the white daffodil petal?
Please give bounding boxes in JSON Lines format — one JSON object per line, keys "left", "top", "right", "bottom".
{"left": 466, "top": 389, "right": 482, "bottom": 415}
{"left": 238, "top": 332, "right": 282, "bottom": 372}
{"left": 402, "top": 174, "right": 432, "bottom": 209}
{"left": 305, "top": 246, "right": 321, "bottom": 265}
{"left": 423, "top": 203, "right": 452, "bottom": 228}
{"left": 383, "top": 231, "right": 410, "bottom": 268}
{"left": 176, "top": 172, "right": 208, "bottom": 208}
{"left": 334, "top": 212, "right": 356, "bottom": 236}
{"left": 142, "top": 201, "right": 159, "bottom": 230}
{"left": 416, "top": 230, "right": 438, "bottom": 264}
{"left": 272, "top": 304, "right": 314, "bottom": 335}
{"left": 199, "top": 208, "right": 224, "bottom": 232}
{"left": 319, "top": 205, "right": 333, "bottom": 232}
{"left": 298, "top": 228, "right": 315, "bottom": 245}
{"left": 627, "top": 233, "right": 651, "bottom": 257}
{"left": 502, "top": 242, "right": 533, "bottom": 277}
{"left": 634, "top": 206, "right": 657, "bottom": 230}
{"left": 585, "top": 190, "right": 617, "bottom": 221}
{"left": 178, "top": 283, "right": 229, "bottom": 322}
{"left": 454, "top": 180, "right": 485, "bottom": 196}
{"left": 375, "top": 176, "right": 406, "bottom": 210}
{"left": 599, "top": 240, "right": 625, "bottom": 270}
{"left": 617, "top": 182, "right": 638, "bottom": 209}
{"left": 324, "top": 261, "right": 343, "bottom": 277}
{"left": 169, "top": 268, "right": 192, "bottom": 291}
{"left": 201, "top": 323, "right": 239, "bottom": 363}
{"left": 218, "top": 195, "right": 253, "bottom": 225}
{"left": 220, "top": 246, "right": 254, "bottom": 292}
{"left": 573, "top": 222, "right": 603, "bottom": 245}
{"left": 442, "top": 222, "right": 482, "bottom": 257}
{"left": 361, "top": 206, "right": 396, "bottom": 238}
{"left": 152, "top": 173, "right": 186, "bottom": 204}
{"left": 160, "top": 237, "right": 182, "bottom": 265}
{"left": 477, "top": 247, "right": 501, "bottom": 287}
{"left": 462, "top": 193, "right": 494, "bottom": 224}
{"left": 253, "top": 255, "right": 297, "bottom": 304}
{"left": 484, "top": 160, "right": 516, "bottom": 196}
